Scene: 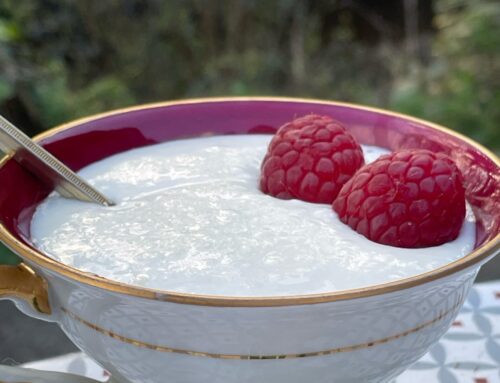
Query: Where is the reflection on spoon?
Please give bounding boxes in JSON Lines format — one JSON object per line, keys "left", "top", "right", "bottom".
{"left": 0, "top": 114, "right": 114, "bottom": 206}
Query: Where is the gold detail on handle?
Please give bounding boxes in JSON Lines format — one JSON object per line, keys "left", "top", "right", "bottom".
{"left": 0, "top": 263, "right": 51, "bottom": 314}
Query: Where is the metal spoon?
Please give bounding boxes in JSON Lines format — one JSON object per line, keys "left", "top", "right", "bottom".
{"left": 0, "top": 115, "right": 114, "bottom": 206}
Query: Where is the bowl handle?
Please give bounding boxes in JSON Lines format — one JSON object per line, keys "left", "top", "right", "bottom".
{"left": 0, "top": 262, "right": 51, "bottom": 316}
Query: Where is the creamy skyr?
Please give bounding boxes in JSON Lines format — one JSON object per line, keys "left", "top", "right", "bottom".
{"left": 30, "top": 135, "right": 476, "bottom": 296}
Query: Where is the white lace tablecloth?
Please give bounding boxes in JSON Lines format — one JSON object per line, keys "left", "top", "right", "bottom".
{"left": 18, "top": 281, "right": 500, "bottom": 383}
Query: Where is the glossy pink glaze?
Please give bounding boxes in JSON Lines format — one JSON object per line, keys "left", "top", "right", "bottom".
{"left": 0, "top": 100, "right": 498, "bottom": 254}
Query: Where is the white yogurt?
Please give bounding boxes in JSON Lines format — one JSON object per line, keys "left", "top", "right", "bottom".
{"left": 30, "top": 135, "right": 476, "bottom": 296}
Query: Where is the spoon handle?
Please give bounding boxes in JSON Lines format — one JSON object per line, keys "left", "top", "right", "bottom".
{"left": 0, "top": 115, "right": 114, "bottom": 206}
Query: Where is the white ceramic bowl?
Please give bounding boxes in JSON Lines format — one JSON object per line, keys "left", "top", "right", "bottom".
{"left": 1, "top": 98, "right": 499, "bottom": 383}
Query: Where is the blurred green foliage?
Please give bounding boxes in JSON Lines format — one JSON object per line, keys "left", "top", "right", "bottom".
{"left": 0, "top": 0, "right": 498, "bottom": 146}
{"left": 391, "top": 0, "right": 499, "bottom": 146}
{"left": 0, "top": 243, "right": 20, "bottom": 265}
{"left": 0, "top": 0, "right": 498, "bottom": 265}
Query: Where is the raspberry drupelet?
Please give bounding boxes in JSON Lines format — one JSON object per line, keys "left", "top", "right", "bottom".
{"left": 333, "top": 149, "right": 466, "bottom": 248}
{"left": 260, "top": 114, "right": 364, "bottom": 203}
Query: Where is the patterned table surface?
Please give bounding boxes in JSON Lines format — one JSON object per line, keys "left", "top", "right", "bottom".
{"left": 17, "top": 281, "right": 500, "bottom": 383}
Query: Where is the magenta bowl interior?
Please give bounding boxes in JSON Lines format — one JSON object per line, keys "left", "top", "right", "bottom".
{"left": 0, "top": 99, "right": 498, "bottom": 258}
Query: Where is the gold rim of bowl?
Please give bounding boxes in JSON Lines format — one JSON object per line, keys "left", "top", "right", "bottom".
{"left": 0, "top": 97, "right": 499, "bottom": 307}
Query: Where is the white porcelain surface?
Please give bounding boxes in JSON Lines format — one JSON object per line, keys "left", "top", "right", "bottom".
{"left": 17, "top": 281, "right": 500, "bottom": 382}
{"left": 7, "top": 260, "right": 477, "bottom": 383}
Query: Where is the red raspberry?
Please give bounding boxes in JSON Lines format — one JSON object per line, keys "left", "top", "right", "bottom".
{"left": 259, "top": 114, "right": 364, "bottom": 203}
{"left": 332, "top": 149, "right": 466, "bottom": 248}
